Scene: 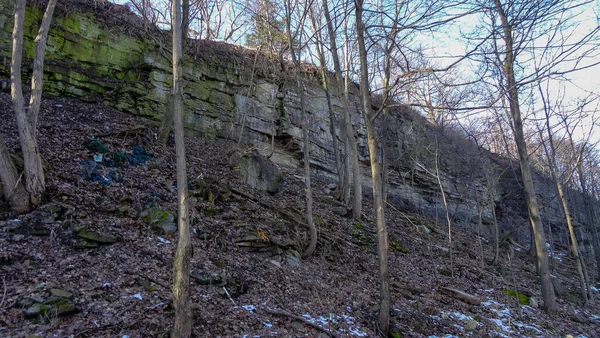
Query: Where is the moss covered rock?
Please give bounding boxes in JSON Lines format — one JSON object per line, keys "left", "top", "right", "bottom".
{"left": 143, "top": 207, "right": 177, "bottom": 235}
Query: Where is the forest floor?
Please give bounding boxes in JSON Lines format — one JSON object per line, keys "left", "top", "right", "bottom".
{"left": 0, "top": 92, "right": 599, "bottom": 338}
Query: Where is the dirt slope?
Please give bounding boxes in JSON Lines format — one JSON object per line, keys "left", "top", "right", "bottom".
{"left": 0, "top": 92, "right": 599, "bottom": 337}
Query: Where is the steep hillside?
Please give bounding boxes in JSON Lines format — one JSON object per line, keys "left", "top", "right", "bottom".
{"left": 0, "top": 91, "right": 599, "bottom": 337}
{"left": 0, "top": 0, "right": 599, "bottom": 336}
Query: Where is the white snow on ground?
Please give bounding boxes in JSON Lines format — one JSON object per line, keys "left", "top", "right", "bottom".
{"left": 301, "top": 312, "right": 368, "bottom": 337}
{"left": 481, "top": 297, "right": 547, "bottom": 337}
{"left": 239, "top": 306, "right": 367, "bottom": 337}
{"left": 447, "top": 311, "right": 473, "bottom": 321}
{"left": 241, "top": 305, "right": 256, "bottom": 311}
{"left": 121, "top": 292, "right": 142, "bottom": 300}
{"left": 514, "top": 323, "right": 542, "bottom": 334}
{"left": 156, "top": 236, "right": 171, "bottom": 245}
{"left": 427, "top": 310, "right": 478, "bottom": 336}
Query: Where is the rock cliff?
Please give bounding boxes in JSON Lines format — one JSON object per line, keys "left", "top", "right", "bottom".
{"left": 0, "top": 0, "right": 583, "bottom": 245}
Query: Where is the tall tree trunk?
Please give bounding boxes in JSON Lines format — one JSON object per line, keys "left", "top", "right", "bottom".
{"left": 488, "top": 187, "right": 500, "bottom": 265}
{"left": 11, "top": 0, "right": 51, "bottom": 207}
{"left": 182, "top": 0, "right": 189, "bottom": 43}
{"left": 300, "top": 79, "right": 317, "bottom": 257}
{"left": 0, "top": 134, "right": 29, "bottom": 213}
{"left": 545, "top": 150, "right": 588, "bottom": 302}
{"left": 355, "top": 0, "right": 390, "bottom": 333}
{"left": 309, "top": 8, "right": 344, "bottom": 198}
{"left": 539, "top": 93, "right": 589, "bottom": 302}
{"left": 285, "top": 0, "right": 316, "bottom": 257}
{"left": 322, "top": 0, "right": 361, "bottom": 216}
{"left": 158, "top": 0, "right": 190, "bottom": 146}
{"left": 492, "top": 0, "right": 557, "bottom": 314}
{"left": 29, "top": 0, "right": 57, "bottom": 133}
{"left": 574, "top": 149, "right": 600, "bottom": 280}
{"left": 171, "top": 0, "right": 193, "bottom": 336}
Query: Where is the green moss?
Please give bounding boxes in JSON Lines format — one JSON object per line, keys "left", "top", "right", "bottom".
{"left": 391, "top": 241, "right": 409, "bottom": 253}
{"left": 204, "top": 206, "right": 216, "bottom": 217}
{"left": 143, "top": 207, "right": 171, "bottom": 225}
{"left": 503, "top": 289, "right": 529, "bottom": 305}
{"left": 353, "top": 221, "right": 363, "bottom": 230}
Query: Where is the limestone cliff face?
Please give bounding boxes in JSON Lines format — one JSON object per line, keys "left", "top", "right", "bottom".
{"left": 0, "top": 0, "right": 576, "bottom": 240}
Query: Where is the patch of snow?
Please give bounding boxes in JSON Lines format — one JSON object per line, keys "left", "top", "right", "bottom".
{"left": 121, "top": 293, "right": 142, "bottom": 300}
{"left": 514, "top": 323, "right": 542, "bottom": 334}
{"left": 452, "top": 324, "right": 464, "bottom": 331}
{"left": 242, "top": 305, "right": 256, "bottom": 311}
{"left": 263, "top": 320, "right": 272, "bottom": 328}
{"left": 591, "top": 285, "right": 600, "bottom": 292}
{"left": 157, "top": 237, "right": 171, "bottom": 245}
{"left": 56, "top": 104, "right": 63, "bottom": 107}
{"left": 102, "top": 282, "right": 111, "bottom": 287}
{"left": 302, "top": 311, "right": 367, "bottom": 336}
{"left": 489, "top": 318, "right": 511, "bottom": 334}
{"left": 590, "top": 314, "right": 600, "bottom": 322}
{"left": 513, "top": 246, "right": 522, "bottom": 251}
{"left": 482, "top": 288, "right": 494, "bottom": 293}
{"left": 8, "top": 219, "right": 21, "bottom": 223}
{"left": 147, "top": 302, "right": 164, "bottom": 310}
{"left": 447, "top": 311, "right": 473, "bottom": 321}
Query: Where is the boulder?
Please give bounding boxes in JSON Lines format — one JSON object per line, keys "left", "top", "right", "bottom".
{"left": 229, "top": 150, "right": 282, "bottom": 194}
{"left": 77, "top": 229, "right": 116, "bottom": 244}
{"left": 142, "top": 207, "right": 177, "bottom": 235}
{"left": 464, "top": 320, "right": 478, "bottom": 331}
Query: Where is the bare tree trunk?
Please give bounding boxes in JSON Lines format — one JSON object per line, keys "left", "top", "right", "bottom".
{"left": 300, "top": 80, "right": 317, "bottom": 257}
{"left": 342, "top": 135, "right": 351, "bottom": 205}
{"left": 435, "top": 146, "right": 453, "bottom": 277}
{"left": 0, "top": 134, "right": 29, "bottom": 213}
{"left": 158, "top": 93, "right": 174, "bottom": 144}
{"left": 492, "top": 0, "right": 557, "bottom": 314}
{"left": 355, "top": 0, "right": 389, "bottom": 333}
{"left": 538, "top": 95, "right": 589, "bottom": 303}
{"left": 309, "top": 8, "right": 343, "bottom": 198}
{"left": 322, "top": 0, "right": 361, "bottom": 217}
{"left": 548, "top": 160, "right": 588, "bottom": 302}
{"left": 284, "top": 0, "right": 316, "bottom": 257}
{"left": 171, "top": 0, "right": 192, "bottom": 336}
{"left": 490, "top": 192, "right": 500, "bottom": 265}
{"left": 28, "top": 0, "right": 57, "bottom": 133}
{"left": 574, "top": 148, "right": 600, "bottom": 280}
{"left": 11, "top": 0, "right": 50, "bottom": 207}
{"left": 182, "top": 0, "right": 189, "bottom": 43}
{"left": 158, "top": 0, "right": 189, "bottom": 146}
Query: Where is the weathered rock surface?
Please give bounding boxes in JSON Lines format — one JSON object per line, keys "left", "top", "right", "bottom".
{"left": 0, "top": 0, "right": 584, "bottom": 242}
{"left": 229, "top": 150, "right": 282, "bottom": 194}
